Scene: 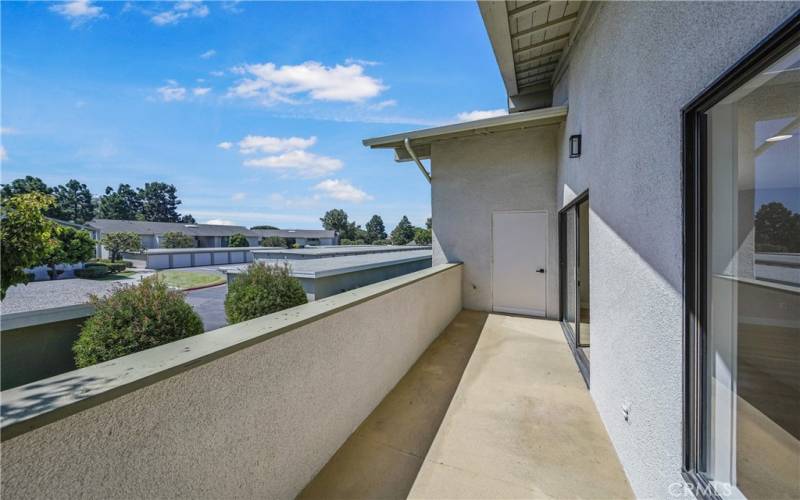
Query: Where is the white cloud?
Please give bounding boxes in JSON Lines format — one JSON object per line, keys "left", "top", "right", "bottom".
{"left": 345, "top": 58, "right": 380, "bottom": 67}
{"left": 193, "top": 87, "right": 212, "bottom": 96}
{"left": 151, "top": 1, "right": 209, "bottom": 26}
{"left": 221, "top": 134, "right": 341, "bottom": 178}
{"left": 456, "top": 109, "right": 508, "bottom": 122}
{"left": 0, "top": 146, "right": 7, "bottom": 161}
{"left": 237, "top": 135, "right": 316, "bottom": 154}
{"left": 313, "top": 179, "right": 372, "bottom": 203}
{"left": 244, "top": 150, "right": 342, "bottom": 178}
{"left": 200, "top": 49, "right": 216, "bottom": 59}
{"left": 1, "top": 127, "right": 17, "bottom": 135}
{"left": 205, "top": 218, "right": 235, "bottom": 225}
{"left": 369, "top": 99, "right": 397, "bottom": 111}
{"left": 50, "top": 0, "right": 104, "bottom": 27}
{"left": 231, "top": 192, "right": 246, "bottom": 202}
{"left": 210, "top": 70, "right": 225, "bottom": 77}
{"left": 228, "top": 60, "right": 386, "bottom": 105}
{"left": 157, "top": 80, "right": 187, "bottom": 101}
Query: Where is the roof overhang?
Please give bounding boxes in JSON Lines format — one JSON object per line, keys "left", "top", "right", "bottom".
{"left": 362, "top": 105, "right": 567, "bottom": 161}
{"left": 479, "top": 1, "right": 590, "bottom": 111}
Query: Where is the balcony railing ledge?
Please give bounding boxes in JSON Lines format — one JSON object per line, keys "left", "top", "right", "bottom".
{"left": 0, "top": 262, "right": 462, "bottom": 441}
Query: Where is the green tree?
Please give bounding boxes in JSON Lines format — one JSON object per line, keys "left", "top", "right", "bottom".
{"left": 0, "top": 193, "right": 59, "bottom": 299}
{"left": 365, "top": 215, "right": 387, "bottom": 243}
{"left": 755, "top": 202, "right": 800, "bottom": 253}
{"left": 73, "top": 277, "right": 203, "bottom": 368}
{"left": 178, "top": 213, "right": 196, "bottom": 224}
{"left": 426, "top": 217, "right": 432, "bottom": 230}
{"left": 251, "top": 225, "right": 279, "bottom": 230}
{"left": 42, "top": 226, "right": 96, "bottom": 279}
{"left": 390, "top": 216, "right": 416, "bottom": 245}
{"left": 229, "top": 233, "right": 249, "bottom": 247}
{"left": 320, "top": 208, "right": 350, "bottom": 236}
{"left": 1, "top": 176, "right": 52, "bottom": 199}
{"left": 224, "top": 263, "right": 308, "bottom": 324}
{"left": 161, "top": 231, "right": 195, "bottom": 249}
{"left": 53, "top": 179, "right": 95, "bottom": 223}
{"left": 260, "top": 236, "right": 288, "bottom": 247}
{"left": 414, "top": 227, "right": 432, "bottom": 245}
{"left": 100, "top": 232, "right": 143, "bottom": 261}
{"left": 138, "top": 182, "right": 182, "bottom": 222}
{"left": 96, "top": 184, "right": 143, "bottom": 220}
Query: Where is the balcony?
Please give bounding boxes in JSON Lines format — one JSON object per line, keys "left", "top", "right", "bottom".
{"left": 1, "top": 263, "right": 631, "bottom": 499}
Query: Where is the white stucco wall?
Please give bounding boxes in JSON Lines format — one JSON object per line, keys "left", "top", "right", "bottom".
{"left": 1, "top": 264, "right": 462, "bottom": 499}
{"left": 431, "top": 126, "right": 559, "bottom": 318}
{"left": 552, "top": 2, "right": 799, "bottom": 498}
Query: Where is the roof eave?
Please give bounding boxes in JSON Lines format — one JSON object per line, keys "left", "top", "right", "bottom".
{"left": 362, "top": 105, "right": 567, "bottom": 161}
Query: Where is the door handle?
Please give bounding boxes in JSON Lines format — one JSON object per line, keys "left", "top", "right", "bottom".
{"left": 536, "top": 268, "right": 545, "bottom": 273}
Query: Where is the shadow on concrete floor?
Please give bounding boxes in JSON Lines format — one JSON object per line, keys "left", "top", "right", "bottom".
{"left": 298, "top": 309, "right": 487, "bottom": 500}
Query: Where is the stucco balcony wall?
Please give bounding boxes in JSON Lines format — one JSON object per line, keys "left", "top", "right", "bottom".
{"left": 0, "top": 263, "right": 463, "bottom": 499}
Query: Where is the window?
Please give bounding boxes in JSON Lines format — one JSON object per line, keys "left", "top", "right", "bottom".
{"left": 684, "top": 13, "right": 799, "bottom": 499}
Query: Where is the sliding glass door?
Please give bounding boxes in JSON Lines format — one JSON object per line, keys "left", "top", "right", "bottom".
{"left": 560, "top": 192, "right": 590, "bottom": 379}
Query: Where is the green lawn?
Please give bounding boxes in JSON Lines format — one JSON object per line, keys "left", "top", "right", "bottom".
{"left": 156, "top": 270, "right": 225, "bottom": 290}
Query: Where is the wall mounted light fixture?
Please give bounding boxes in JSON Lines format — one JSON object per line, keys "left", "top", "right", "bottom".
{"left": 569, "top": 134, "right": 582, "bottom": 158}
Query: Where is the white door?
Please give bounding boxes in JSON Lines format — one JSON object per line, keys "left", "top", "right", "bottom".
{"left": 492, "top": 211, "right": 548, "bottom": 316}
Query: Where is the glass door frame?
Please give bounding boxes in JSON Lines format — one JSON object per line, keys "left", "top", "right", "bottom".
{"left": 559, "top": 190, "right": 590, "bottom": 385}
{"left": 681, "top": 10, "right": 800, "bottom": 499}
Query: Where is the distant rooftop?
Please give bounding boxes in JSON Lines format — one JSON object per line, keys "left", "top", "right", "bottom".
{"left": 222, "top": 249, "right": 433, "bottom": 279}
{"left": 87, "top": 219, "right": 335, "bottom": 239}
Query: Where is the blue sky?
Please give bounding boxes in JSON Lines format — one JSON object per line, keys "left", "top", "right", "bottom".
{"left": 1, "top": 0, "right": 507, "bottom": 230}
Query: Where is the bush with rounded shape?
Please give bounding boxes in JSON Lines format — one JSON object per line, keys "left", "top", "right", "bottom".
{"left": 260, "top": 236, "right": 287, "bottom": 248}
{"left": 229, "top": 233, "right": 249, "bottom": 247}
{"left": 73, "top": 276, "right": 203, "bottom": 367}
{"left": 225, "top": 262, "right": 308, "bottom": 324}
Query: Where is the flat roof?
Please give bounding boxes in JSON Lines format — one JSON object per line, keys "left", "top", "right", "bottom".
{"left": 362, "top": 105, "right": 567, "bottom": 161}
{"left": 251, "top": 245, "right": 430, "bottom": 258}
{"left": 142, "top": 246, "right": 278, "bottom": 255}
{"left": 221, "top": 250, "right": 432, "bottom": 279}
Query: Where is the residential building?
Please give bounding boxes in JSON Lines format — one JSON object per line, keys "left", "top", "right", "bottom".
{"left": 363, "top": 3, "right": 800, "bottom": 498}
{"left": 1, "top": 3, "right": 797, "bottom": 500}
{"left": 86, "top": 219, "right": 337, "bottom": 257}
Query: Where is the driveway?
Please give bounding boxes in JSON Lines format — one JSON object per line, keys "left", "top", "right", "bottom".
{"left": 183, "top": 284, "right": 228, "bottom": 332}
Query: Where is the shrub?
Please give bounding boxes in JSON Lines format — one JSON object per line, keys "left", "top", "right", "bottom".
{"left": 224, "top": 262, "right": 308, "bottom": 324}
{"left": 373, "top": 239, "right": 391, "bottom": 246}
{"left": 260, "top": 236, "right": 288, "bottom": 248}
{"left": 340, "top": 238, "right": 354, "bottom": 245}
{"left": 292, "top": 243, "right": 301, "bottom": 249}
{"left": 87, "top": 261, "right": 125, "bottom": 273}
{"left": 73, "top": 277, "right": 203, "bottom": 367}
{"left": 161, "top": 231, "right": 195, "bottom": 249}
{"left": 229, "top": 233, "right": 249, "bottom": 247}
{"left": 75, "top": 266, "right": 110, "bottom": 279}
{"left": 90, "top": 258, "right": 133, "bottom": 268}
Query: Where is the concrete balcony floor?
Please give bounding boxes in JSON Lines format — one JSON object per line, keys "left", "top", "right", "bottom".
{"left": 299, "top": 310, "right": 633, "bottom": 499}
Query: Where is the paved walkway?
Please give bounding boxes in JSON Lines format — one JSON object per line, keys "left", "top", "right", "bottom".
{"left": 301, "top": 311, "right": 634, "bottom": 499}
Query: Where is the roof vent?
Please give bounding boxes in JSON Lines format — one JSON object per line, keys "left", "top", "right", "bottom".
{"left": 184, "top": 224, "right": 199, "bottom": 228}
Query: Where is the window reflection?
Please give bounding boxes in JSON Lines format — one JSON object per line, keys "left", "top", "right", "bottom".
{"left": 705, "top": 44, "right": 799, "bottom": 499}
